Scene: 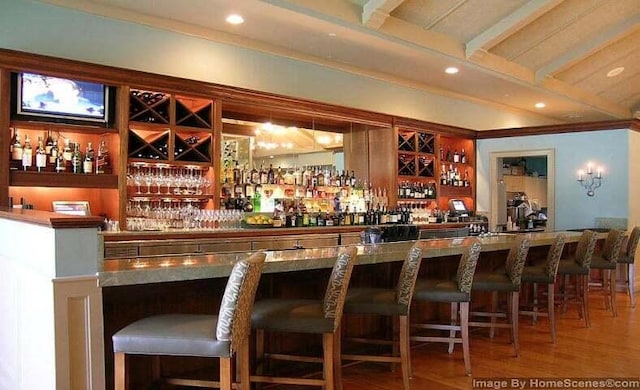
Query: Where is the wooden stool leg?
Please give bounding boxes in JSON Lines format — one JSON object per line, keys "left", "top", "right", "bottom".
{"left": 582, "top": 275, "right": 591, "bottom": 328}
{"left": 114, "top": 352, "right": 126, "bottom": 390}
{"left": 399, "top": 315, "right": 411, "bottom": 390}
{"left": 629, "top": 263, "right": 636, "bottom": 308}
{"left": 151, "top": 355, "right": 160, "bottom": 383}
{"left": 532, "top": 282, "right": 539, "bottom": 324}
{"left": 489, "top": 291, "right": 498, "bottom": 338}
{"left": 511, "top": 292, "right": 520, "bottom": 357}
{"left": 460, "top": 302, "right": 472, "bottom": 376}
{"left": 323, "top": 333, "right": 336, "bottom": 390}
{"left": 239, "top": 340, "right": 250, "bottom": 390}
{"left": 448, "top": 302, "right": 458, "bottom": 354}
{"left": 220, "top": 357, "right": 233, "bottom": 390}
{"left": 547, "top": 283, "right": 556, "bottom": 344}
{"left": 610, "top": 269, "right": 618, "bottom": 317}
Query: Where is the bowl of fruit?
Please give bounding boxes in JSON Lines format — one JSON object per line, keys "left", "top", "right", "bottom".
{"left": 243, "top": 214, "right": 274, "bottom": 228}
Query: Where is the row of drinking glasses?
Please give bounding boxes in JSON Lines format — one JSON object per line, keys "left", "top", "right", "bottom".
{"left": 126, "top": 164, "right": 211, "bottom": 195}
{"left": 126, "top": 201, "right": 244, "bottom": 230}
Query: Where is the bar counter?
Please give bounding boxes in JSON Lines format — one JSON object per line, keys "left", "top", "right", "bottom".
{"left": 100, "top": 231, "right": 585, "bottom": 287}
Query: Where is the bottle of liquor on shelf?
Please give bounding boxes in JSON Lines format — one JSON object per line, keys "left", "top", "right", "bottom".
{"left": 276, "top": 166, "right": 285, "bottom": 185}
{"left": 83, "top": 142, "right": 94, "bottom": 174}
{"left": 283, "top": 167, "right": 294, "bottom": 185}
{"left": 49, "top": 137, "right": 59, "bottom": 166}
{"left": 71, "top": 142, "right": 83, "bottom": 174}
{"left": 44, "top": 130, "right": 54, "bottom": 156}
{"left": 461, "top": 148, "right": 467, "bottom": 164}
{"left": 440, "top": 164, "right": 448, "bottom": 185}
{"left": 259, "top": 164, "right": 268, "bottom": 184}
{"left": 55, "top": 149, "right": 66, "bottom": 173}
{"left": 95, "top": 140, "right": 110, "bottom": 174}
{"left": 22, "top": 134, "right": 33, "bottom": 171}
{"left": 463, "top": 169, "right": 470, "bottom": 187}
{"left": 62, "top": 138, "right": 73, "bottom": 162}
{"left": 35, "top": 136, "right": 47, "bottom": 172}
{"left": 11, "top": 128, "right": 23, "bottom": 165}
{"left": 453, "top": 149, "right": 460, "bottom": 163}
{"left": 267, "top": 164, "right": 275, "bottom": 184}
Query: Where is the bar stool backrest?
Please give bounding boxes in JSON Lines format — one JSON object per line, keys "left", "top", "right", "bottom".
{"left": 626, "top": 226, "right": 640, "bottom": 261}
{"left": 575, "top": 230, "right": 598, "bottom": 269}
{"left": 506, "top": 236, "right": 531, "bottom": 288}
{"left": 545, "top": 234, "right": 566, "bottom": 279}
{"left": 395, "top": 245, "right": 423, "bottom": 306}
{"left": 323, "top": 246, "right": 358, "bottom": 330}
{"left": 216, "top": 252, "right": 266, "bottom": 353}
{"left": 602, "top": 229, "right": 626, "bottom": 263}
{"left": 456, "top": 239, "right": 482, "bottom": 293}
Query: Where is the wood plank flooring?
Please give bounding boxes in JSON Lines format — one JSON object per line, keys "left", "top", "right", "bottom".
{"left": 341, "top": 293, "right": 639, "bottom": 390}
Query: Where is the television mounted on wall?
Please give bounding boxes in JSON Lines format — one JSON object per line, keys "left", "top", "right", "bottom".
{"left": 12, "top": 72, "right": 112, "bottom": 125}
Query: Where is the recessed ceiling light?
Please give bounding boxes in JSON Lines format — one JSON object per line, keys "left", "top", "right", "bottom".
{"left": 226, "top": 14, "right": 244, "bottom": 25}
{"left": 535, "top": 102, "right": 546, "bottom": 109}
{"left": 607, "top": 67, "right": 624, "bottom": 77}
{"left": 328, "top": 32, "right": 337, "bottom": 37}
{"left": 445, "top": 67, "right": 459, "bottom": 74}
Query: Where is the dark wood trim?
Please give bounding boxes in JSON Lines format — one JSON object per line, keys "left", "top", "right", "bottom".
{"left": 0, "top": 207, "right": 104, "bottom": 229}
{"left": 476, "top": 119, "right": 638, "bottom": 139}
{"left": 0, "top": 70, "right": 10, "bottom": 208}
{"left": 394, "top": 117, "right": 477, "bottom": 138}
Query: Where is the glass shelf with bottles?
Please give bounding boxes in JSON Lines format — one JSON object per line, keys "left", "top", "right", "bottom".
{"left": 126, "top": 162, "right": 213, "bottom": 201}
{"left": 9, "top": 127, "right": 116, "bottom": 188}
{"left": 397, "top": 180, "right": 437, "bottom": 202}
{"left": 438, "top": 163, "right": 472, "bottom": 190}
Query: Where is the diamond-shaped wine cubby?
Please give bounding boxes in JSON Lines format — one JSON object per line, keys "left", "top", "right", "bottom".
{"left": 174, "top": 132, "right": 212, "bottom": 163}
{"left": 129, "top": 89, "right": 170, "bottom": 124}
{"left": 175, "top": 96, "right": 213, "bottom": 129}
{"left": 128, "top": 129, "right": 170, "bottom": 161}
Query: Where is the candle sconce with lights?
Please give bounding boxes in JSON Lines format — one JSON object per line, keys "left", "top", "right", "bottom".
{"left": 577, "top": 163, "right": 603, "bottom": 197}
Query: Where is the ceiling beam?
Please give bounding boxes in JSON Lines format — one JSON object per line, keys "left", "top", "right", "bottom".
{"left": 535, "top": 14, "right": 640, "bottom": 82}
{"left": 465, "top": 0, "right": 562, "bottom": 59}
{"left": 362, "top": 0, "right": 405, "bottom": 29}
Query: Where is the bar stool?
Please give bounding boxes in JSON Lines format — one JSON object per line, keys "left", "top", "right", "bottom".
{"left": 410, "top": 239, "right": 482, "bottom": 375}
{"left": 557, "top": 230, "right": 598, "bottom": 328}
{"left": 341, "top": 244, "right": 423, "bottom": 390}
{"left": 590, "top": 229, "right": 625, "bottom": 317}
{"left": 112, "top": 252, "right": 266, "bottom": 390}
{"left": 617, "top": 226, "right": 639, "bottom": 308}
{"left": 519, "top": 233, "right": 566, "bottom": 343}
{"left": 251, "top": 246, "right": 358, "bottom": 390}
{"left": 470, "top": 235, "right": 530, "bottom": 357}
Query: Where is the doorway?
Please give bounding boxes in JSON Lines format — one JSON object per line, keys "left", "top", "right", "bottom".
{"left": 489, "top": 149, "right": 555, "bottom": 232}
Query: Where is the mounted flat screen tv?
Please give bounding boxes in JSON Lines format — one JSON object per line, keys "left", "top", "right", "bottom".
{"left": 13, "top": 72, "right": 111, "bottom": 125}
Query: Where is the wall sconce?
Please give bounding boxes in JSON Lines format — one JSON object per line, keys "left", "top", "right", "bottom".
{"left": 577, "top": 163, "right": 603, "bottom": 197}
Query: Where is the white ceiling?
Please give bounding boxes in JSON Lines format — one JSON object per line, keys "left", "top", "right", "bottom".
{"left": 40, "top": 0, "right": 640, "bottom": 128}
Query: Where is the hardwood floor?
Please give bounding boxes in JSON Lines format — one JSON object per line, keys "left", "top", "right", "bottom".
{"left": 340, "top": 293, "right": 639, "bottom": 390}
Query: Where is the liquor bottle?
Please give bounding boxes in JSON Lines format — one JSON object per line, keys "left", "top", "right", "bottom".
{"left": 275, "top": 166, "right": 285, "bottom": 185}
{"left": 35, "top": 136, "right": 47, "bottom": 172}
{"left": 267, "top": 164, "right": 275, "bottom": 184}
{"left": 293, "top": 166, "right": 302, "bottom": 186}
{"left": 95, "top": 140, "right": 110, "bottom": 174}
{"left": 22, "top": 135, "right": 33, "bottom": 171}
{"left": 11, "top": 128, "right": 23, "bottom": 161}
{"left": 71, "top": 142, "right": 83, "bottom": 173}
{"left": 83, "top": 142, "right": 94, "bottom": 174}
{"left": 253, "top": 186, "right": 262, "bottom": 212}
{"left": 55, "top": 149, "right": 66, "bottom": 173}
{"left": 461, "top": 148, "right": 467, "bottom": 164}
{"left": 250, "top": 164, "right": 259, "bottom": 184}
{"left": 316, "top": 168, "right": 325, "bottom": 187}
{"left": 49, "top": 137, "right": 59, "bottom": 165}
{"left": 440, "top": 164, "right": 448, "bottom": 185}
{"left": 283, "top": 167, "right": 294, "bottom": 185}
{"left": 44, "top": 130, "right": 54, "bottom": 155}
{"left": 259, "top": 164, "right": 268, "bottom": 184}
{"left": 62, "top": 138, "right": 73, "bottom": 162}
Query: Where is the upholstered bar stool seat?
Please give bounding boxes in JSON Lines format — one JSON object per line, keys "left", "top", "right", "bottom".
{"left": 470, "top": 235, "right": 530, "bottom": 357}
{"left": 112, "top": 252, "right": 266, "bottom": 390}
{"left": 617, "top": 226, "right": 639, "bottom": 308}
{"left": 342, "top": 245, "right": 423, "bottom": 390}
{"left": 519, "top": 234, "right": 566, "bottom": 343}
{"left": 557, "top": 230, "right": 597, "bottom": 328}
{"left": 589, "top": 229, "right": 625, "bottom": 317}
{"left": 251, "top": 246, "right": 358, "bottom": 390}
{"left": 411, "top": 239, "right": 482, "bottom": 375}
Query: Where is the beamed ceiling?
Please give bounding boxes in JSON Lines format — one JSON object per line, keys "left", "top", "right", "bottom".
{"left": 40, "top": 0, "right": 640, "bottom": 129}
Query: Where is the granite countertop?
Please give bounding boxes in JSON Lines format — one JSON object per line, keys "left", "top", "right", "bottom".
{"left": 98, "top": 231, "right": 586, "bottom": 287}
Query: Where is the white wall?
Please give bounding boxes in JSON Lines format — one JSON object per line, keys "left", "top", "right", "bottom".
{"left": 477, "top": 129, "right": 629, "bottom": 230}
{"left": 0, "top": 0, "right": 553, "bottom": 130}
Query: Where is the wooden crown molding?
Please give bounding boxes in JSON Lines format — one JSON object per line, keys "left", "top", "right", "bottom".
{"left": 476, "top": 119, "right": 639, "bottom": 139}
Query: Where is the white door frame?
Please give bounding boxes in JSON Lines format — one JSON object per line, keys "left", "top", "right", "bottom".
{"left": 489, "top": 149, "right": 555, "bottom": 232}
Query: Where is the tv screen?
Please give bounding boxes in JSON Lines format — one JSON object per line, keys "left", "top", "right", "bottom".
{"left": 16, "top": 72, "right": 109, "bottom": 124}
